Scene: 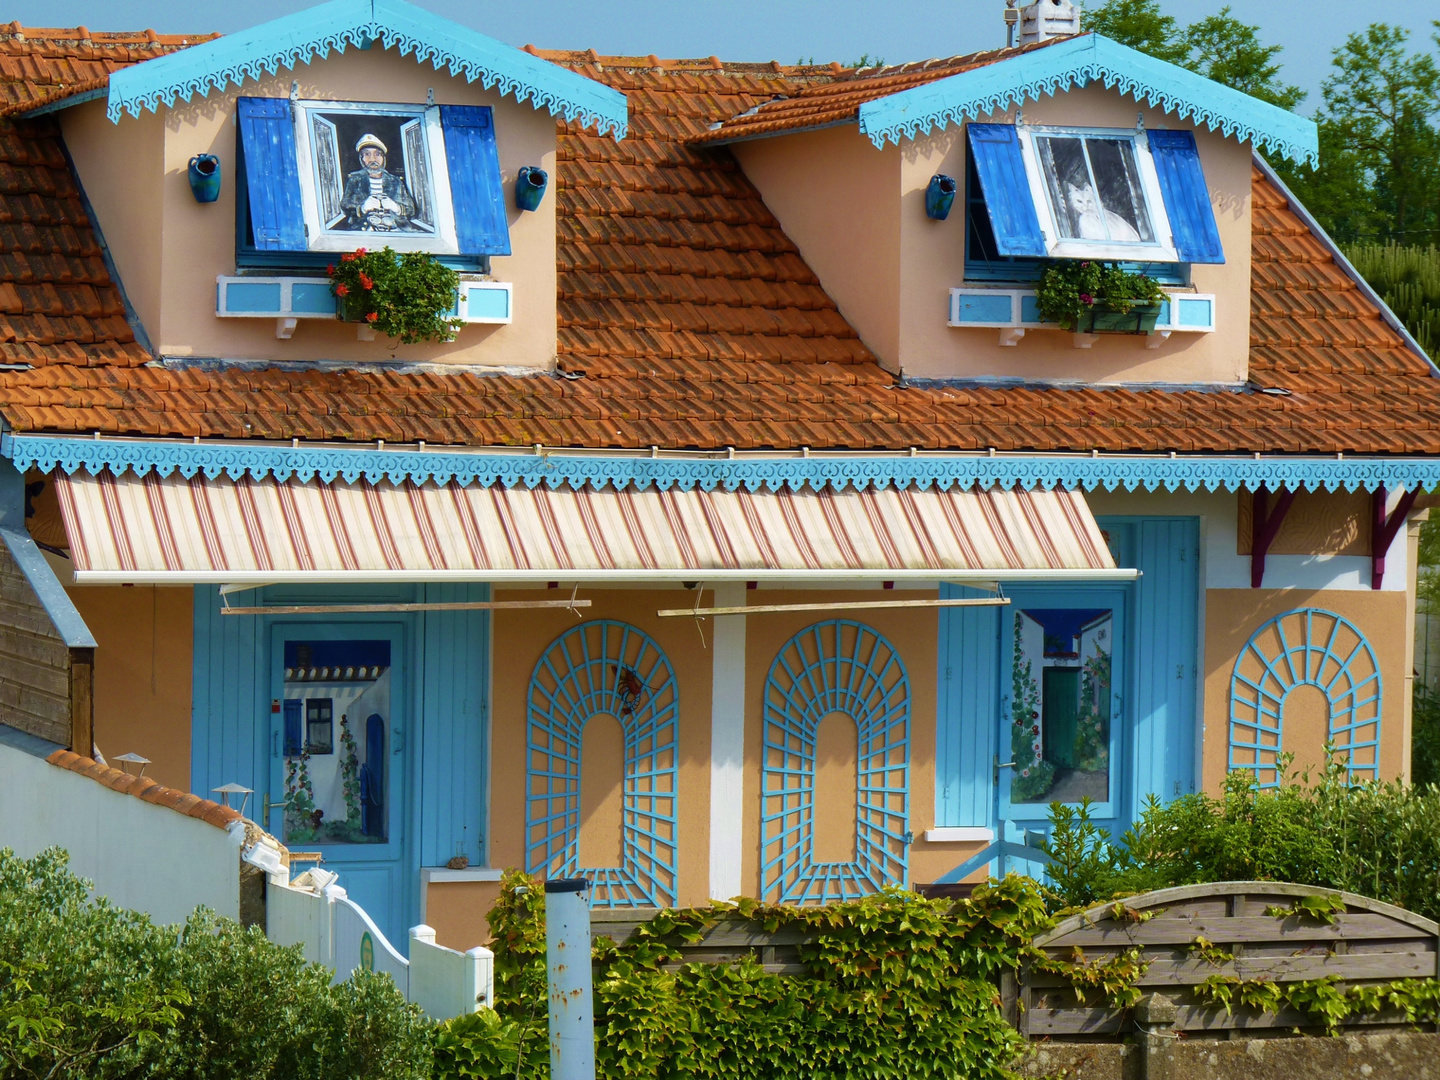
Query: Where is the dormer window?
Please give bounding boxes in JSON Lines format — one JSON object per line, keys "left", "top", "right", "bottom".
{"left": 235, "top": 97, "right": 509, "bottom": 271}
{"left": 967, "top": 122, "right": 1224, "bottom": 271}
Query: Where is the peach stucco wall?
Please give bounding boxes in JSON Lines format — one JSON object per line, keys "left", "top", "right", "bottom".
{"left": 735, "top": 83, "right": 1252, "bottom": 386}
{"left": 61, "top": 44, "right": 557, "bottom": 369}
{"left": 65, "top": 585, "right": 193, "bottom": 791}
{"left": 733, "top": 126, "right": 901, "bottom": 366}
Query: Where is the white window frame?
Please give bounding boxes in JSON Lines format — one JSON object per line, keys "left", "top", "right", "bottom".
{"left": 290, "top": 99, "right": 461, "bottom": 256}
{"left": 1014, "top": 124, "right": 1179, "bottom": 264}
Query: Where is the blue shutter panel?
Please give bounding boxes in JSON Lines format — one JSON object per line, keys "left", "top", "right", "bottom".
{"left": 967, "top": 124, "right": 1047, "bottom": 258}
{"left": 1147, "top": 129, "right": 1225, "bottom": 264}
{"left": 936, "top": 585, "right": 1000, "bottom": 829}
{"left": 439, "top": 104, "right": 511, "bottom": 256}
{"left": 1126, "top": 518, "right": 1200, "bottom": 806}
{"left": 236, "top": 97, "right": 306, "bottom": 251}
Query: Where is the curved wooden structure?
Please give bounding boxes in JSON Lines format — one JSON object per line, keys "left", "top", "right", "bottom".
{"left": 1012, "top": 881, "right": 1440, "bottom": 1038}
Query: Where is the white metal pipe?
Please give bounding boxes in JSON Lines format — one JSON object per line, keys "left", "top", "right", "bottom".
{"left": 73, "top": 567, "right": 1140, "bottom": 585}
{"left": 545, "top": 878, "right": 594, "bottom": 1080}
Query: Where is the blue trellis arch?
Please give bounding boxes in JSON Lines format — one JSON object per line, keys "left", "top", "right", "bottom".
{"left": 761, "top": 620, "right": 911, "bottom": 904}
{"left": 1228, "top": 608, "right": 1382, "bottom": 788}
{"left": 525, "top": 620, "right": 678, "bottom": 907}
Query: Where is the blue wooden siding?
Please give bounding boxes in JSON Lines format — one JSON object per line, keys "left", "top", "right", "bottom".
{"left": 191, "top": 582, "right": 490, "bottom": 868}
{"left": 935, "top": 585, "right": 1001, "bottom": 830}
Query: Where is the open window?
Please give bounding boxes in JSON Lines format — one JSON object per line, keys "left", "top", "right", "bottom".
{"left": 235, "top": 97, "right": 509, "bottom": 271}
{"left": 966, "top": 122, "right": 1224, "bottom": 272}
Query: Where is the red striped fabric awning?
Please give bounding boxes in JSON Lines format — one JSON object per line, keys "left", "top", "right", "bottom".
{"left": 53, "top": 470, "right": 1123, "bottom": 583}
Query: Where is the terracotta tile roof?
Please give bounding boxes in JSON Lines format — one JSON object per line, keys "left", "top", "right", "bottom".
{"left": 47, "top": 748, "right": 243, "bottom": 830}
{"left": 0, "top": 33, "right": 1434, "bottom": 456}
{"left": 688, "top": 38, "right": 1062, "bottom": 145}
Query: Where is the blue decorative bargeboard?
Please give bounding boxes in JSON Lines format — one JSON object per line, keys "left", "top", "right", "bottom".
{"left": 1228, "top": 609, "right": 1381, "bottom": 788}
{"left": 9, "top": 434, "right": 1440, "bottom": 497}
{"left": 102, "top": 0, "right": 628, "bottom": 138}
{"left": 760, "top": 620, "right": 910, "bottom": 904}
{"left": 525, "top": 620, "right": 678, "bottom": 907}
{"left": 857, "top": 34, "right": 1318, "bottom": 165}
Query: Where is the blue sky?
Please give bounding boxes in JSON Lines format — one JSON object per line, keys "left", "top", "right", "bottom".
{"left": 7, "top": 0, "right": 1439, "bottom": 109}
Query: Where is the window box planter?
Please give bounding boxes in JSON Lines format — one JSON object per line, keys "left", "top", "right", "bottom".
{"left": 1076, "top": 301, "right": 1163, "bottom": 335}
{"left": 947, "top": 287, "right": 1214, "bottom": 349}
{"left": 216, "top": 275, "right": 513, "bottom": 339}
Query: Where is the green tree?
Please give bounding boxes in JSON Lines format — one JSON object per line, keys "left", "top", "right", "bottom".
{"left": 1081, "top": 0, "right": 1186, "bottom": 64}
{"left": 1184, "top": 7, "right": 1304, "bottom": 111}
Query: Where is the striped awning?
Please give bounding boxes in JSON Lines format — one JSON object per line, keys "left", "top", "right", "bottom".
{"left": 53, "top": 470, "right": 1124, "bottom": 584}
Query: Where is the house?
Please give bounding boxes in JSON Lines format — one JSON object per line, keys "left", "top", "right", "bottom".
{"left": 0, "top": 0, "right": 1433, "bottom": 953}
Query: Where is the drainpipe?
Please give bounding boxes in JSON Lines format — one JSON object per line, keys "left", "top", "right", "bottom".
{"left": 545, "top": 877, "right": 594, "bottom": 1080}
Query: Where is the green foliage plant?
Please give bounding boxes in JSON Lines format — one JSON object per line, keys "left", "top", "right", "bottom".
{"left": 328, "top": 246, "right": 464, "bottom": 344}
{"left": 0, "top": 847, "right": 432, "bottom": 1080}
{"left": 1034, "top": 260, "right": 1165, "bottom": 333}
{"left": 1343, "top": 243, "right": 1440, "bottom": 355}
{"left": 1040, "top": 760, "right": 1440, "bottom": 923}
{"left": 433, "top": 869, "right": 1057, "bottom": 1080}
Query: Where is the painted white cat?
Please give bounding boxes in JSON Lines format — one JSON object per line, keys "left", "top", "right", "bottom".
{"left": 1066, "top": 182, "right": 1141, "bottom": 242}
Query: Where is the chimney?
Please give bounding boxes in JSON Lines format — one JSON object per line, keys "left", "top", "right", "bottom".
{"left": 1016, "top": 0, "right": 1081, "bottom": 45}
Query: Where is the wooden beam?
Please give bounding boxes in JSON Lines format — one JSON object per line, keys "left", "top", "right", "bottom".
{"left": 221, "top": 599, "right": 593, "bottom": 616}
{"left": 68, "top": 646, "right": 94, "bottom": 755}
{"left": 657, "top": 597, "right": 1011, "bottom": 618}
{"left": 1250, "top": 485, "right": 1296, "bottom": 589}
{"left": 1372, "top": 485, "right": 1420, "bottom": 590}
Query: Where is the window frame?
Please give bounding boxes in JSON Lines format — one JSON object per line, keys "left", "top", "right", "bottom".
{"left": 1015, "top": 123, "right": 1179, "bottom": 264}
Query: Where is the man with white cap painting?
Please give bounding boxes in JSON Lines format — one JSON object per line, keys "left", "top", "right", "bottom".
{"left": 340, "top": 133, "right": 417, "bottom": 231}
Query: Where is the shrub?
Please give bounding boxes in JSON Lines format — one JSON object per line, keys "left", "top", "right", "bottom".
{"left": 1414, "top": 682, "right": 1440, "bottom": 789}
{"left": 0, "top": 847, "right": 433, "bottom": 1080}
{"left": 328, "top": 245, "right": 463, "bottom": 344}
{"left": 431, "top": 870, "right": 1055, "bottom": 1080}
{"left": 1343, "top": 242, "right": 1440, "bottom": 355}
{"left": 1041, "top": 762, "right": 1440, "bottom": 919}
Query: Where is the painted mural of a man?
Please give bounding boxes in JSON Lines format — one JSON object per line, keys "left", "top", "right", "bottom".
{"left": 339, "top": 133, "right": 417, "bottom": 231}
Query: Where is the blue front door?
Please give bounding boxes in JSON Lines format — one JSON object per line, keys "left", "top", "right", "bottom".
{"left": 267, "top": 622, "right": 411, "bottom": 948}
{"left": 997, "top": 587, "right": 1127, "bottom": 832}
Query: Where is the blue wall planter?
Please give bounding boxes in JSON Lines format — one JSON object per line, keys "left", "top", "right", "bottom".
{"left": 925, "top": 174, "right": 957, "bottom": 220}
{"left": 188, "top": 154, "right": 221, "bottom": 203}
{"left": 515, "top": 166, "right": 548, "bottom": 211}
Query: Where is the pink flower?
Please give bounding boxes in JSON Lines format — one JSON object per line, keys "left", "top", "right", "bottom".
{"left": 1032, "top": 724, "right": 1040, "bottom": 735}
{"left": 1080, "top": 261, "right": 1090, "bottom": 268}
{"left": 1080, "top": 293, "right": 1094, "bottom": 306}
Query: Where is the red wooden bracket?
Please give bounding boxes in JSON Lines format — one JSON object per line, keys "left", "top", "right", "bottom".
{"left": 1251, "top": 485, "right": 1295, "bottom": 589}
{"left": 1371, "top": 485, "right": 1419, "bottom": 590}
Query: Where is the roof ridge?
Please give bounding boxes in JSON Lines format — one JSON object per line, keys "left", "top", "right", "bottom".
{"left": 0, "top": 23, "right": 216, "bottom": 47}
{"left": 47, "top": 749, "right": 243, "bottom": 830}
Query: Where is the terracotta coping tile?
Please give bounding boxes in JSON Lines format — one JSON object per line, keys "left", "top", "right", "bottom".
{"left": 46, "top": 749, "right": 241, "bottom": 830}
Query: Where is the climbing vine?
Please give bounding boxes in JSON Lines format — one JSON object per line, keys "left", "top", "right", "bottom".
{"left": 1009, "top": 612, "right": 1054, "bottom": 803}
{"left": 1073, "top": 646, "right": 1111, "bottom": 771}
{"left": 432, "top": 870, "right": 1055, "bottom": 1080}
{"left": 339, "top": 713, "right": 361, "bottom": 829}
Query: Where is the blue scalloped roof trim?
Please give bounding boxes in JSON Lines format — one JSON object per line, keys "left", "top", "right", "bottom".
{"left": 105, "top": 0, "right": 628, "bottom": 139}
{"left": 858, "top": 34, "right": 1317, "bottom": 166}
{"left": 3, "top": 435, "right": 1433, "bottom": 494}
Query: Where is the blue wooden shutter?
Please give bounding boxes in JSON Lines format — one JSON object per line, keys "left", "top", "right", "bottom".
{"left": 1123, "top": 518, "right": 1201, "bottom": 806}
{"left": 236, "top": 97, "right": 306, "bottom": 251}
{"left": 439, "top": 104, "right": 511, "bottom": 256}
{"left": 1147, "top": 129, "right": 1225, "bottom": 264}
{"left": 967, "top": 124, "right": 1047, "bottom": 258}
{"left": 936, "top": 585, "right": 1000, "bottom": 829}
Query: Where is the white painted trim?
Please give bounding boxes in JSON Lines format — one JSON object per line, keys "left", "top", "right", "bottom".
{"left": 420, "top": 867, "right": 504, "bottom": 884}
{"left": 708, "top": 582, "right": 747, "bottom": 901}
{"left": 948, "top": 287, "right": 1215, "bottom": 334}
{"left": 215, "top": 275, "right": 513, "bottom": 325}
{"left": 924, "top": 826, "right": 995, "bottom": 843}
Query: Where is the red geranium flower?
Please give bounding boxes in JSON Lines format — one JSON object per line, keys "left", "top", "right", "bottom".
{"left": 327, "top": 264, "right": 336, "bottom": 275}
{"left": 355, "top": 247, "right": 367, "bottom": 257}
{"left": 341, "top": 252, "right": 355, "bottom": 263}
{"left": 359, "top": 272, "right": 373, "bottom": 290}
{"left": 335, "top": 283, "right": 349, "bottom": 297}
{"left": 366, "top": 311, "right": 378, "bottom": 323}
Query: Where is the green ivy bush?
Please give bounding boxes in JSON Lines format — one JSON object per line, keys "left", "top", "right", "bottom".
{"left": 0, "top": 846, "right": 433, "bottom": 1080}
{"left": 1040, "top": 761, "right": 1440, "bottom": 919}
{"left": 432, "top": 869, "right": 1056, "bottom": 1080}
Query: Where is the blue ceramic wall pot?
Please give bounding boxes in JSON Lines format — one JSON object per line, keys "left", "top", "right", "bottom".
{"left": 188, "top": 154, "right": 221, "bottom": 203}
{"left": 925, "top": 174, "right": 957, "bottom": 220}
{"left": 516, "top": 166, "right": 548, "bottom": 211}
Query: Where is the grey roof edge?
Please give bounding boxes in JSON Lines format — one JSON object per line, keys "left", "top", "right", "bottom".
{"left": 0, "top": 721, "right": 64, "bottom": 759}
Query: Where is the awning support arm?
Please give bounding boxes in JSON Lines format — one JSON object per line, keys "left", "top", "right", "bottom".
{"left": 657, "top": 597, "right": 1012, "bottom": 618}
{"left": 1372, "top": 484, "right": 1419, "bottom": 590}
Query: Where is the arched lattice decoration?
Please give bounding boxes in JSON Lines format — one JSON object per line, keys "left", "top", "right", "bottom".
{"left": 761, "top": 620, "right": 910, "bottom": 904}
{"left": 525, "top": 620, "right": 678, "bottom": 907}
{"left": 1229, "top": 608, "right": 1382, "bottom": 789}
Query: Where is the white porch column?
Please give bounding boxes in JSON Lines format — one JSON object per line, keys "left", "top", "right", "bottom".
{"left": 708, "top": 583, "right": 747, "bottom": 900}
